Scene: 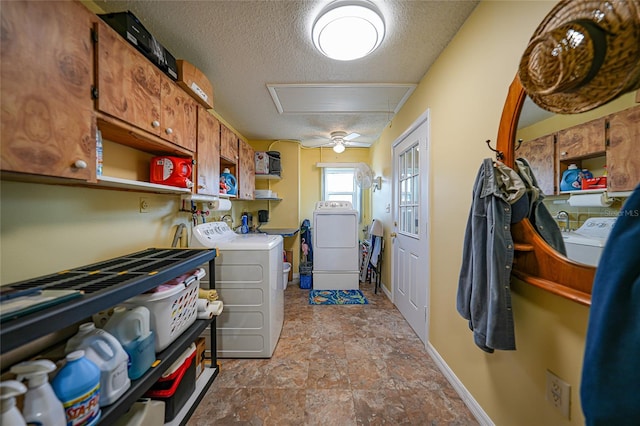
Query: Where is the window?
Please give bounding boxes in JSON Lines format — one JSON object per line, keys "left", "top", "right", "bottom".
{"left": 398, "top": 143, "right": 419, "bottom": 236}
{"left": 322, "top": 167, "right": 362, "bottom": 219}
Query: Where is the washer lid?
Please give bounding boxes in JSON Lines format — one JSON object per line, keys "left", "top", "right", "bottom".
{"left": 215, "top": 233, "right": 283, "bottom": 250}
{"left": 562, "top": 233, "right": 607, "bottom": 248}
{"left": 191, "top": 222, "right": 282, "bottom": 250}
{"left": 563, "top": 217, "right": 617, "bottom": 247}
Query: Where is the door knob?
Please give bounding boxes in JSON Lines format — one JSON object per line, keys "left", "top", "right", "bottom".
{"left": 390, "top": 232, "right": 397, "bottom": 238}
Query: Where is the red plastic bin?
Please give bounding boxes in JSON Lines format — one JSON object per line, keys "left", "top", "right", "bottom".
{"left": 144, "top": 344, "right": 196, "bottom": 422}
{"left": 582, "top": 177, "right": 607, "bottom": 190}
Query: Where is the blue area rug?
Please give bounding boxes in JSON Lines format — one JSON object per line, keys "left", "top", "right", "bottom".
{"left": 309, "top": 290, "right": 368, "bottom": 305}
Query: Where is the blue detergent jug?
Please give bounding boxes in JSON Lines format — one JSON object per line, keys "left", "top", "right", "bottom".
{"left": 220, "top": 168, "right": 237, "bottom": 196}
{"left": 560, "top": 164, "right": 581, "bottom": 191}
{"left": 240, "top": 214, "right": 249, "bottom": 234}
{"left": 52, "top": 350, "right": 101, "bottom": 426}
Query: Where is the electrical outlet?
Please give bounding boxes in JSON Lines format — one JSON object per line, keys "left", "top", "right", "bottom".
{"left": 139, "top": 197, "right": 150, "bottom": 213}
{"left": 546, "top": 370, "right": 571, "bottom": 419}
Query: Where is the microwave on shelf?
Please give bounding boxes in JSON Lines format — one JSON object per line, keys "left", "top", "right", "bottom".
{"left": 255, "top": 151, "right": 281, "bottom": 176}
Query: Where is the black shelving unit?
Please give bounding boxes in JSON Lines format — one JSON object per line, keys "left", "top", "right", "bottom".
{"left": 0, "top": 248, "right": 218, "bottom": 426}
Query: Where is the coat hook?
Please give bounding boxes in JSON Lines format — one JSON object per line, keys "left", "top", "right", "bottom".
{"left": 515, "top": 139, "right": 523, "bottom": 151}
{"left": 485, "top": 139, "right": 504, "bottom": 160}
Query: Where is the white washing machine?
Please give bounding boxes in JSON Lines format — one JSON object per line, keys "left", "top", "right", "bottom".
{"left": 312, "top": 200, "right": 359, "bottom": 290}
{"left": 562, "top": 217, "right": 616, "bottom": 267}
{"left": 191, "top": 222, "right": 284, "bottom": 358}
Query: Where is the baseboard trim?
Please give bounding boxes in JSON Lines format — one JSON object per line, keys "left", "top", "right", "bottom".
{"left": 426, "top": 343, "right": 495, "bottom": 426}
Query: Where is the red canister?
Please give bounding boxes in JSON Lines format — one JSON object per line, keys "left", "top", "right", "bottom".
{"left": 150, "top": 157, "right": 193, "bottom": 188}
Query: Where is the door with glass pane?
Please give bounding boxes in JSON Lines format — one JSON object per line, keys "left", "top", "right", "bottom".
{"left": 392, "top": 115, "right": 429, "bottom": 344}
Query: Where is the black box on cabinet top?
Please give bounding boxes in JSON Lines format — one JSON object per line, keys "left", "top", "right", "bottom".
{"left": 99, "top": 11, "right": 178, "bottom": 81}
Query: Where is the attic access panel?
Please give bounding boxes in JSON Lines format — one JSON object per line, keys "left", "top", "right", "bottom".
{"left": 267, "top": 83, "right": 416, "bottom": 114}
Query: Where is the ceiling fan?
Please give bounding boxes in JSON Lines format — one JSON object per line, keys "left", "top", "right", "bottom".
{"left": 306, "top": 131, "right": 366, "bottom": 153}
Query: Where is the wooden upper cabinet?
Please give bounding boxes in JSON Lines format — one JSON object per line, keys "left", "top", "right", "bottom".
{"left": 94, "top": 20, "right": 195, "bottom": 152}
{"left": 238, "top": 139, "right": 255, "bottom": 200}
{"left": 196, "top": 107, "right": 221, "bottom": 196}
{"left": 557, "top": 117, "right": 606, "bottom": 160}
{"left": 161, "top": 77, "right": 197, "bottom": 152}
{"left": 220, "top": 124, "right": 239, "bottom": 163}
{"left": 1, "top": 0, "right": 96, "bottom": 181}
{"left": 518, "top": 134, "right": 555, "bottom": 195}
{"left": 95, "top": 20, "right": 162, "bottom": 137}
{"left": 607, "top": 105, "right": 640, "bottom": 192}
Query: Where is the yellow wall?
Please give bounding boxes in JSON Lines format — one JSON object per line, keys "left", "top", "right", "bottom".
{"left": 517, "top": 91, "right": 638, "bottom": 142}
{"left": 299, "top": 147, "right": 371, "bottom": 228}
{"left": 370, "top": 0, "right": 590, "bottom": 424}
{"left": 1, "top": 181, "right": 189, "bottom": 284}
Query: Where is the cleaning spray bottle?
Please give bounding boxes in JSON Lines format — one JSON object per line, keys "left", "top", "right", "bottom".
{"left": 10, "top": 359, "right": 66, "bottom": 426}
{"left": 0, "top": 380, "right": 28, "bottom": 426}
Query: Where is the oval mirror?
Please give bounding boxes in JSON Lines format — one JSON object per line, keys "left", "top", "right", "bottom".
{"left": 497, "top": 77, "right": 639, "bottom": 305}
{"left": 515, "top": 92, "right": 638, "bottom": 267}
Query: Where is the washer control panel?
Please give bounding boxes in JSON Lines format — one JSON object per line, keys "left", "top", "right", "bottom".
{"left": 314, "top": 201, "right": 354, "bottom": 210}
{"left": 192, "top": 222, "right": 236, "bottom": 246}
{"left": 574, "top": 217, "right": 617, "bottom": 239}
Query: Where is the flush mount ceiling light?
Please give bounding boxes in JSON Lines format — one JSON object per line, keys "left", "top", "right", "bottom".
{"left": 312, "top": 1, "right": 385, "bottom": 61}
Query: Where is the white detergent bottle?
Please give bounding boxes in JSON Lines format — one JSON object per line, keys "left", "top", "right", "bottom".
{"left": 0, "top": 380, "right": 28, "bottom": 426}
{"left": 10, "top": 359, "right": 66, "bottom": 426}
{"left": 65, "top": 322, "right": 131, "bottom": 407}
{"left": 104, "top": 306, "right": 155, "bottom": 380}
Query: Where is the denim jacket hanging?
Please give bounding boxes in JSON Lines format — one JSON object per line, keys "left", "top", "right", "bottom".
{"left": 457, "top": 158, "right": 526, "bottom": 352}
{"left": 515, "top": 158, "right": 566, "bottom": 255}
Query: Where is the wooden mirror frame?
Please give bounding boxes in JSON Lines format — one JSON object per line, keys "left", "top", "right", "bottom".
{"left": 496, "top": 76, "right": 594, "bottom": 306}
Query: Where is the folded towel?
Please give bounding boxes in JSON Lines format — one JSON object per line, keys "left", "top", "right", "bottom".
{"left": 196, "top": 301, "right": 223, "bottom": 319}
{"left": 198, "top": 288, "right": 218, "bottom": 301}
{"left": 197, "top": 298, "right": 210, "bottom": 312}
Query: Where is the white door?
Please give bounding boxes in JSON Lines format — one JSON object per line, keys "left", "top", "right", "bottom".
{"left": 392, "top": 112, "right": 430, "bottom": 345}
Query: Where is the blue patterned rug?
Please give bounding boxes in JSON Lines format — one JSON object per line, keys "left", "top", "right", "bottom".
{"left": 309, "top": 290, "right": 368, "bottom": 305}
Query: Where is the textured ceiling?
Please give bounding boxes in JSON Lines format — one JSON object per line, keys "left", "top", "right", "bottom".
{"left": 93, "top": 0, "right": 479, "bottom": 147}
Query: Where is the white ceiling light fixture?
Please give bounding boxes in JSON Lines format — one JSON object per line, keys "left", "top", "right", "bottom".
{"left": 312, "top": 1, "right": 385, "bottom": 61}
{"left": 330, "top": 131, "right": 350, "bottom": 153}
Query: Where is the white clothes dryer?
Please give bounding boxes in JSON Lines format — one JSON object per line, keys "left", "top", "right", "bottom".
{"left": 191, "top": 222, "right": 284, "bottom": 358}
{"left": 312, "top": 201, "right": 359, "bottom": 290}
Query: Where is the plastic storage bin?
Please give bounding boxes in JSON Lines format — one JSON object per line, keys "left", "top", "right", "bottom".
{"left": 282, "top": 262, "right": 291, "bottom": 290}
{"left": 123, "top": 273, "right": 200, "bottom": 352}
{"left": 300, "top": 274, "right": 312, "bottom": 289}
{"left": 144, "top": 344, "right": 196, "bottom": 422}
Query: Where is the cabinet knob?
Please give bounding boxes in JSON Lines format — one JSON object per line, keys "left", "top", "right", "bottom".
{"left": 165, "top": 128, "right": 173, "bottom": 135}
{"left": 561, "top": 151, "right": 567, "bottom": 156}
{"left": 151, "top": 120, "right": 160, "bottom": 128}
{"left": 73, "top": 160, "right": 88, "bottom": 169}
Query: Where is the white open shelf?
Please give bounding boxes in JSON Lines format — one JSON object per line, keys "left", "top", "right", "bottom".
{"left": 97, "top": 175, "right": 192, "bottom": 194}
{"left": 255, "top": 174, "right": 281, "bottom": 180}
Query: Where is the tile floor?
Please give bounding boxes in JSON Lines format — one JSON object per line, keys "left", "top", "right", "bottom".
{"left": 189, "top": 283, "right": 479, "bottom": 425}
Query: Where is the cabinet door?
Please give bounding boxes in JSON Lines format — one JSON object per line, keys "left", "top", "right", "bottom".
{"left": 95, "top": 20, "right": 162, "bottom": 138}
{"left": 238, "top": 139, "right": 255, "bottom": 200}
{"left": 220, "top": 124, "right": 238, "bottom": 163}
{"left": 196, "top": 107, "right": 221, "bottom": 196}
{"left": 557, "top": 117, "right": 605, "bottom": 160}
{"left": 161, "top": 77, "right": 197, "bottom": 152}
{"left": 238, "top": 139, "right": 256, "bottom": 200}
{"left": 607, "top": 105, "right": 640, "bottom": 192}
{"left": 1, "top": 1, "right": 95, "bottom": 181}
{"left": 518, "top": 134, "right": 555, "bottom": 195}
